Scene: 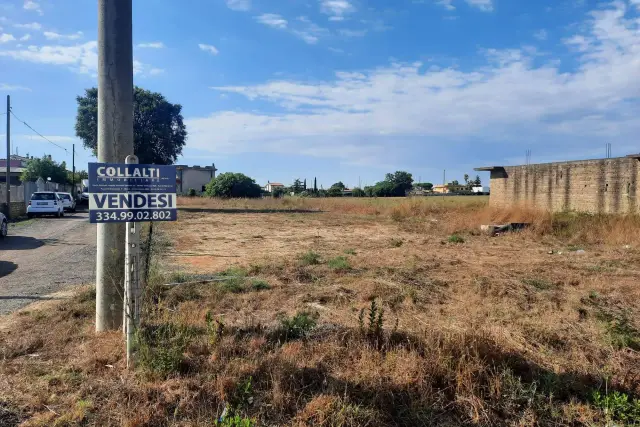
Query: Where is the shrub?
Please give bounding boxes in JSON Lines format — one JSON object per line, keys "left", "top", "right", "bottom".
{"left": 299, "top": 251, "right": 321, "bottom": 266}
{"left": 205, "top": 172, "right": 262, "bottom": 198}
{"left": 522, "top": 278, "right": 555, "bottom": 291}
{"left": 276, "top": 311, "right": 318, "bottom": 340}
{"left": 251, "top": 279, "right": 271, "bottom": 291}
{"left": 447, "top": 234, "right": 465, "bottom": 244}
{"left": 136, "top": 323, "right": 199, "bottom": 377}
{"left": 328, "top": 256, "right": 351, "bottom": 272}
{"left": 187, "top": 188, "right": 197, "bottom": 197}
{"left": 592, "top": 390, "right": 640, "bottom": 423}
{"left": 344, "top": 248, "right": 356, "bottom": 255}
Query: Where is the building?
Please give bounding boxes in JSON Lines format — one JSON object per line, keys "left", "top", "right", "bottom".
{"left": 176, "top": 164, "right": 217, "bottom": 194}
{"left": 475, "top": 155, "right": 640, "bottom": 214}
{"left": 0, "top": 155, "right": 30, "bottom": 185}
{"left": 264, "top": 182, "right": 285, "bottom": 193}
{"left": 432, "top": 184, "right": 448, "bottom": 194}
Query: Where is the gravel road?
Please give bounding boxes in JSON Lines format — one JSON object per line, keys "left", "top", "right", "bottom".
{"left": 0, "top": 212, "right": 96, "bottom": 315}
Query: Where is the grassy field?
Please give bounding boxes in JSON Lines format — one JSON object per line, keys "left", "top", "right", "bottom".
{"left": 2, "top": 196, "right": 640, "bottom": 426}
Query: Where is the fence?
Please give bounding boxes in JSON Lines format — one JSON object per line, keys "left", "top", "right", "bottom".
{"left": 0, "top": 181, "right": 75, "bottom": 208}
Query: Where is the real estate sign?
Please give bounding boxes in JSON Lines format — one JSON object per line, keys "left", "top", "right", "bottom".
{"left": 88, "top": 163, "right": 177, "bottom": 223}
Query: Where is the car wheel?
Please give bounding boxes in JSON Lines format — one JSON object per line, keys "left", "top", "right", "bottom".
{"left": 56, "top": 210, "right": 61, "bottom": 218}
{"left": 27, "top": 213, "right": 33, "bottom": 219}
{"left": 60, "top": 210, "right": 65, "bottom": 217}
{"left": 0, "top": 220, "right": 7, "bottom": 238}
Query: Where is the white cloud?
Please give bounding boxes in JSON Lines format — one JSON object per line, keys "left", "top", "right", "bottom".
{"left": 185, "top": 1, "right": 640, "bottom": 163}
{"left": 533, "top": 29, "right": 548, "bottom": 40}
{"left": 0, "top": 83, "right": 31, "bottom": 91}
{"left": 225, "top": 0, "right": 251, "bottom": 11}
{"left": 0, "top": 41, "right": 98, "bottom": 73}
{"left": 465, "top": 0, "right": 493, "bottom": 11}
{"left": 339, "top": 28, "right": 367, "bottom": 37}
{"left": 256, "top": 13, "right": 288, "bottom": 29}
{"left": 292, "top": 30, "right": 318, "bottom": 44}
{"left": 0, "top": 33, "right": 15, "bottom": 42}
{"left": 137, "top": 42, "right": 164, "bottom": 49}
{"left": 436, "top": 0, "right": 456, "bottom": 11}
{"left": 198, "top": 43, "right": 219, "bottom": 55}
{"left": 148, "top": 68, "right": 165, "bottom": 75}
{"left": 23, "top": 0, "right": 42, "bottom": 15}
{"left": 19, "top": 33, "right": 30, "bottom": 41}
{"left": 13, "top": 22, "right": 41, "bottom": 30}
{"left": 321, "top": 0, "right": 355, "bottom": 20}
{"left": 44, "top": 31, "right": 83, "bottom": 40}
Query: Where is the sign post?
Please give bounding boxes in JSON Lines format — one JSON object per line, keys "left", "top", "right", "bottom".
{"left": 89, "top": 160, "right": 177, "bottom": 368}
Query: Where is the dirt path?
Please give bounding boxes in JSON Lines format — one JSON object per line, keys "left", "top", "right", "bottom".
{"left": 0, "top": 212, "right": 95, "bottom": 315}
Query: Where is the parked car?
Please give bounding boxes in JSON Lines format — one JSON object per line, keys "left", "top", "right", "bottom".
{"left": 56, "top": 192, "right": 76, "bottom": 212}
{"left": 0, "top": 212, "right": 7, "bottom": 238}
{"left": 27, "top": 192, "right": 64, "bottom": 218}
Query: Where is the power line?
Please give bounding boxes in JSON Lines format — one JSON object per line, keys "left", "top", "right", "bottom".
{"left": 10, "top": 109, "right": 70, "bottom": 153}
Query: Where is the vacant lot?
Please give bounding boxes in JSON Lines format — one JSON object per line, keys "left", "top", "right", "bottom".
{"left": 2, "top": 196, "right": 640, "bottom": 426}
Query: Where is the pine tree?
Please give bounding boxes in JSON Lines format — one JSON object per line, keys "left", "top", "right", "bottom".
{"left": 314, "top": 177, "right": 318, "bottom": 193}
{"left": 303, "top": 179, "right": 307, "bottom": 190}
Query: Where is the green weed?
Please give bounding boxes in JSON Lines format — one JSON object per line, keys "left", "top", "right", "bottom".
{"left": 276, "top": 311, "right": 318, "bottom": 340}
{"left": 522, "top": 278, "right": 555, "bottom": 291}
{"left": 592, "top": 390, "right": 640, "bottom": 423}
{"left": 136, "top": 322, "right": 200, "bottom": 377}
{"left": 328, "top": 256, "right": 351, "bottom": 272}
{"left": 447, "top": 234, "right": 465, "bottom": 244}
{"left": 250, "top": 279, "right": 271, "bottom": 291}
{"left": 344, "top": 248, "right": 357, "bottom": 255}
{"left": 299, "top": 251, "right": 321, "bottom": 266}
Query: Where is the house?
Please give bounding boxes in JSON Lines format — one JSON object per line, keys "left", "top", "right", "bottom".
{"left": 432, "top": 184, "right": 449, "bottom": 194}
{"left": 176, "top": 164, "right": 217, "bottom": 194}
{"left": 472, "top": 186, "right": 490, "bottom": 194}
{"left": 0, "top": 155, "right": 30, "bottom": 185}
{"left": 264, "top": 182, "right": 285, "bottom": 193}
{"left": 475, "top": 154, "right": 640, "bottom": 214}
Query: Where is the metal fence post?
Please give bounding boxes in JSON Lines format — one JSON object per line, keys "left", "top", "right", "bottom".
{"left": 124, "top": 154, "right": 140, "bottom": 369}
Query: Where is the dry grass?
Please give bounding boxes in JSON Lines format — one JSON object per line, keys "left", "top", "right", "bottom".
{"left": 2, "top": 196, "right": 640, "bottom": 426}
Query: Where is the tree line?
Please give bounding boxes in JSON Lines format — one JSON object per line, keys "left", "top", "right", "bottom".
{"left": 200, "top": 170, "right": 482, "bottom": 198}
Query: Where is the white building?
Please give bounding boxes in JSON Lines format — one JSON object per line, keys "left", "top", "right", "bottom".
{"left": 264, "top": 181, "right": 285, "bottom": 193}
{"left": 176, "top": 164, "right": 217, "bottom": 194}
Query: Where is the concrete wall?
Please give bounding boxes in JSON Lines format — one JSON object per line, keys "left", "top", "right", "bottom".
{"left": 488, "top": 157, "right": 640, "bottom": 214}
{"left": 179, "top": 169, "right": 216, "bottom": 194}
{"left": 1, "top": 201, "right": 27, "bottom": 218}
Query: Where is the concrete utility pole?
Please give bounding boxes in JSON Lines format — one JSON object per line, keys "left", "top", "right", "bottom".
{"left": 72, "top": 144, "right": 75, "bottom": 199}
{"left": 5, "top": 95, "right": 10, "bottom": 219}
{"left": 96, "top": 0, "right": 134, "bottom": 332}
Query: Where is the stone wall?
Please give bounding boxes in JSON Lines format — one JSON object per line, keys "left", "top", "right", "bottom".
{"left": 488, "top": 157, "right": 640, "bottom": 214}
{"left": 1, "top": 201, "right": 27, "bottom": 218}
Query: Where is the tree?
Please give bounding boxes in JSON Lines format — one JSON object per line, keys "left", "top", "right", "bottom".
{"left": 313, "top": 177, "right": 318, "bottom": 193}
{"left": 414, "top": 182, "right": 433, "bottom": 191}
{"left": 272, "top": 186, "right": 285, "bottom": 198}
{"left": 352, "top": 187, "right": 365, "bottom": 197}
{"left": 205, "top": 172, "right": 262, "bottom": 198}
{"left": 464, "top": 174, "right": 469, "bottom": 184}
{"left": 385, "top": 171, "right": 413, "bottom": 195}
{"left": 21, "top": 155, "right": 68, "bottom": 183}
{"left": 292, "top": 179, "right": 304, "bottom": 194}
{"left": 75, "top": 87, "right": 187, "bottom": 165}
{"left": 327, "top": 181, "right": 346, "bottom": 197}
{"left": 474, "top": 175, "right": 482, "bottom": 186}
{"left": 66, "top": 169, "right": 88, "bottom": 185}
{"left": 303, "top": 179, "right": 307, "bottom": 190}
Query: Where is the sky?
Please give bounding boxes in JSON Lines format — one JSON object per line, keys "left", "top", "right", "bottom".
{"left": 1, "top": 0, "right": 640, "bottom": 188}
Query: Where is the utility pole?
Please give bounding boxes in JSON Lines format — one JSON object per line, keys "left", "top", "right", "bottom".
{"left": 72, "top": 144, "right": 75, "bottom": 199}
{"left": 96, "top": 0, "right": 134, "bottom": 332}
{"left": 5, "top": 95, "right": 10, "bottom": 219}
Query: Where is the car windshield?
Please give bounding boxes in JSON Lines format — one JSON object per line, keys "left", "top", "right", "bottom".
{"left": 32, "top": 193, "right": 56, "bottom": 201}
{"left": 59, "top": 194, "right": 71, "bottom": 200}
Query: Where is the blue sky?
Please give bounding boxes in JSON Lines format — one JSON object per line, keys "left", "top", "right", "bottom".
{"left": 1, "top": 0, "right": 640, "bottom": 188}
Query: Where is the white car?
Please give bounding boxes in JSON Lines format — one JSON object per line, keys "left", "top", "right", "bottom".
{"left": 0, "top": 212, "right": 7, "bottom": 238}
{"left": 56, "top": 192, "right": 76, "bottom": 212}
{"left": 27, "top": 192, "right": 64, "bottom": 218}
